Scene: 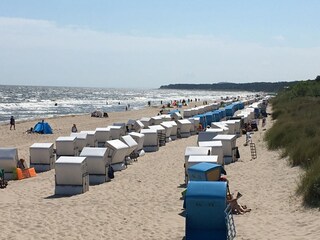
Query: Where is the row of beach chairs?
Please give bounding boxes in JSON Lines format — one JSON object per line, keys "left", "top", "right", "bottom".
{"left": 182, "top": 98, "right": 269, "bottom": 240}
{"left": 0, "top": 98, "right": 263, "bottom": 198}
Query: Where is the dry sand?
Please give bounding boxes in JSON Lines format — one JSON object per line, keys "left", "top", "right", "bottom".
{"left": 0, "top": 105, "right": 319, "bottom": 240}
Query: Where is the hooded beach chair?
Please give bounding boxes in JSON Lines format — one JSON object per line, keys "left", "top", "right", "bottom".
{"left": 197, "top": 129, "right": 223, "bottom": 144}
{"left": 80, "top": 147, "right": 110, "bottom": 184}
{"left": 0, "top": 148, "right": 19, "bottom": 180}
{"left": 185, "top": 181, "right": 236, "bottom": 240}
{"left": 165, "top": 121, "right": 178, "bottom": 140}
{"left": 55, "top": 136, "right": 77, "bottom": 157}
{"left": 198, "top": 141, "right": 224, "bottom": 165}
{"left": 70, "top": 132, "right": 89, "bottom": 155}
{"left": 140, "top": 117, "right": 151, "bottom": 128}
{"left": 128, "top": 132, "right": 145, "bottom": 157}
{"left": 120, "top": 135, "right": 139, "bottom": 164}
{"left": 95, "top": 127, "right": 111, "bottom": 147}
{"left": 187, "top": 162, "right": 226, "bottom": 182}
{"left": 148, "top": 125, "right": 166, "bottom": 147}
{"left": 140, "top": 128, "right": 159, "bottom": 152}
{"left": 55, "top": 156, "right": 89, "bottom": 195}
{"left": 212, "top": 134, "right": 238, "bottom": 164}
{"left": 29, "top": 143, "right": 55, "bottom": 172}
{"left": 105, "top": 139, "right": 129, "bottom": 171}
{"left": 80, "top": 130, "right": 98, "bottom": 147}
{"left": 108, "top": 125, "right": 123, "bottom": 140}
{"left": 177, "top": 119, "right": 192, "bottom": 138}
{"left": 160, "top": 122, "right": 173, "bottom": 143}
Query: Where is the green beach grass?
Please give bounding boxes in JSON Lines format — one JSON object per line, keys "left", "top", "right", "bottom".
{"left": 264, "top": 77, "right": 320, "bottom": 207}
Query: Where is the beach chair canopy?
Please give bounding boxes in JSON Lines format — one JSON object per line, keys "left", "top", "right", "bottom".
{"left": 185, "top": 181, "right": 228, "bottom": 240}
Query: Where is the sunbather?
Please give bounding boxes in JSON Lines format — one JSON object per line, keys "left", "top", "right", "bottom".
{"left": 227, "top": 191, "right": 251, "bottom": 215}
{"left": 17, "top": 159, "right": 26, "bottom": 169}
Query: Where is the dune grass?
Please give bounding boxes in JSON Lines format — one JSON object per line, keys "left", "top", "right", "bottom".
{"left": 264, "top": 78, "right": 320, "bottom": 207}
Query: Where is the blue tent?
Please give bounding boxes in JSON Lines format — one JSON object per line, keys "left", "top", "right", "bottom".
{"left": 33, "top": 121, "right": 53, "bottom": 134}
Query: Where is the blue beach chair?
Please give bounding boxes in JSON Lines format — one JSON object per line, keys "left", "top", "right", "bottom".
{"left": 185, "top": 181, "right": 236, "bottom": 240}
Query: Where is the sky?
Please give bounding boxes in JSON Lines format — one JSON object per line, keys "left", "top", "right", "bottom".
{"left": 1, "top": 0, "right": 320, "bottom": 89}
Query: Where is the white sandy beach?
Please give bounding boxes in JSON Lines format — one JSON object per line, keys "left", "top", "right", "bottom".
{"left": 1, "top": 105, "right": 320, "bottom": 240}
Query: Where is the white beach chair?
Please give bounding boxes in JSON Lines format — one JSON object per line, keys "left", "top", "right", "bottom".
{"left": 140, "top": 117, "right": 151, "bottom": 128}
{"left": 189, "top": 117, "right": 200, "bottom": 135}
{"left": 160, "top": 122, "right": 173, "bottom": 143}
{"left": 213, "top": 134, "right": 238, "bottom": 164}
{"left": 108, "top": 125, "right": 123, "bottom": 140}
{"left": 55, "top": 156, "right": 89, "bottom": 195}
{"left": 128, "top": 132, "right": 145, "bottom": 157}
{"left": 198, "top": 140, "right": 224, "bottom": 165}
{"left": 113, "top": 123, "right": 127, "bottom": 136}
{"left": 120, "top": 135, "right": 139, "bottom": 164}
{"left": 197, "top": 129, "right": 223, "bottom": 144}
{"left": 70, "top": 132, "right": 89, "bottom": 155}
{"left": 148, "top": 125, "right": 166, "bottom": 147}
{"left": 80, "top": 147, "right": 110, "bottom": 184}
{"left": 80, "top": 130, "right": 98, "bottom": 147}
{"left": 140, "top": 128, "right": 159, "bottom": 152}
{"left": 105, "top": 139, "right": 129, "bottom": 171}
{"left": 166, "top": 121, "right": 178, "bottom": 140}
{"left": 0, "top": 147, "right": 18, "bottom": 180}
{"left": 151, "top": 116, "right": 163, "bottom": 125}
{"left": 95, "top": 127, "right": 111, "bottom": 147}
{"left": 177, "top": 119, "right": 192, "bottom": 138}
{"left": 55, "top": 136, "right": 77, "bottom": 157}
{"left": 172, "top": 111, "right": 182, "bottom": 121}
{"left": 29, "top": 143, "right": 55, "bottom": 172}
{"left": 127, "top": 119, "right": 144, "bottom": 132}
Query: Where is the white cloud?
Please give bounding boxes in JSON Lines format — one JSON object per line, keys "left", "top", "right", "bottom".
{"left": 0, "top": 17, "right": 319, "bottom": 88}
{"left": 272, "top": 35, "right": 286, "bottom": 42}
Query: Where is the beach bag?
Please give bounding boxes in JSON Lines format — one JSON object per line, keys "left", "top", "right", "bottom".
{"left": 108, "top": 166, "right": 114, "bottom": 179}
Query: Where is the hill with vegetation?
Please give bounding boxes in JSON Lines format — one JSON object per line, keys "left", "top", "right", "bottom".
{"left": 160, "top": 81, "right": 299, "bottom": 93}
{"left": 264, "top": 76, "right": 320, "bottom": 207}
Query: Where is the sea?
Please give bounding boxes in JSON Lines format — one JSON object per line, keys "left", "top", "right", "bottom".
{"left": 0, "top": 85, "right": 255, "bottom": 125}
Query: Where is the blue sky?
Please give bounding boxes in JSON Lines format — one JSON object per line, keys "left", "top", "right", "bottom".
{"left": 1, "top": 0, "right": 320, "bottom": 88}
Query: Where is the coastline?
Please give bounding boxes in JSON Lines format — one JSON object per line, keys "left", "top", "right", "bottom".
{"left": 1, "top": 104, "right": 320, "bottom": 239}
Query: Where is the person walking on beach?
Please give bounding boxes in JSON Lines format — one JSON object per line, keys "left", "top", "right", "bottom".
{"left": 10, "top": 116, "right": 15, "bottom": 130}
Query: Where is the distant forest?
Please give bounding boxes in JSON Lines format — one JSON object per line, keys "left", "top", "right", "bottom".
{"left": 159, "top": 81, "right": 300, "bottom": 93}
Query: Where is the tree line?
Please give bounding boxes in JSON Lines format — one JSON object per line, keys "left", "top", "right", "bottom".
{"left": 159, "top": 81, "right": 300, "bottom": 93}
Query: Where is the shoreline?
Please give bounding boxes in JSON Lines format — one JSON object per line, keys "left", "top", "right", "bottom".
{"left": 1, "top": 104, "right": 320, "bottom": 239}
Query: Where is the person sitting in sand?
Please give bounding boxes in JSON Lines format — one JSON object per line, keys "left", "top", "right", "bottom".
{"left": 227, "top": 191, "right": 251, "bottom": 215}
{"left": 26, "top": 127, "right": 33, "bottom": 134}
{"left": 71, "top": 124, "right": 78, "bottom": 133}
{"left": 17, "top": 159, "right": 26, "bottom": 169}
